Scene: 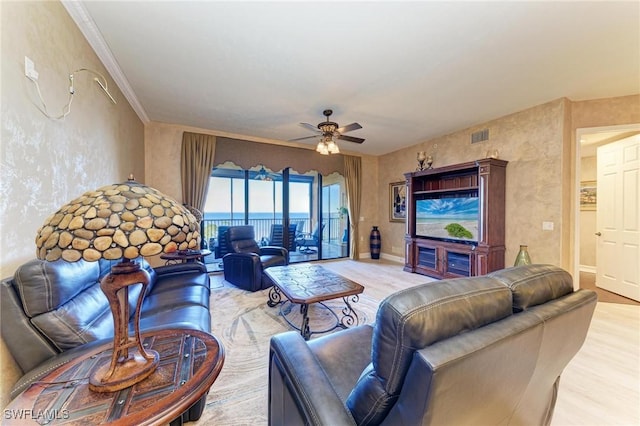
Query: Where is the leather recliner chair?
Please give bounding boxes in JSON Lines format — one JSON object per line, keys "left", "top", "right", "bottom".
{"left": 269, "top": 264, "right": 597, "bottom": 426}
{"left": 222, "top": 225, "right": 288, "bottom": 292}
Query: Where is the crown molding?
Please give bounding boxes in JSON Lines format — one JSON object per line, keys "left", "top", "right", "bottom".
{"left": 61, "top": 1, "right": 150, "bottom": 123}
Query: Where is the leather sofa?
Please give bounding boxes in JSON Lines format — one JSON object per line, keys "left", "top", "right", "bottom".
{"left": 269, "top": 264, "right": 598, "bottom": 426}
{"left": 1, "top": 257, "right": 211, "bottom": 423}
{"left": 222, "top": 225, "right": 288, "bottom": 292}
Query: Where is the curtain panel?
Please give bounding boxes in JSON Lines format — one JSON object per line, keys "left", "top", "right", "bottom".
{"left": 181, "top": 132, "right": 217, "bottom": 212}
{"left": 344, "top": 155, "right": 362, "bottom": 260}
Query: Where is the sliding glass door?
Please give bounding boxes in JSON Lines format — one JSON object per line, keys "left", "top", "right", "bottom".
{"left": 248, "top": 174, "right": 282, "bottom": 243}
{"left": 321, "top": 175, "right": 349, "bottom": 260}
{"left": 203, "top": 164, "right": 348, "bottom": 263}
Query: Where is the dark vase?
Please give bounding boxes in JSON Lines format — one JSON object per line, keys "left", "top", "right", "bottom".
{"left": 370, "top": 226, "right": 381, "bottom": 259}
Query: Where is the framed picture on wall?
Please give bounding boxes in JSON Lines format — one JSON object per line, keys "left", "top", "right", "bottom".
{"left": 389, "top": 181, "right": 406, "bottom": 222}
{"left": 580, "top": 180, "right": 597, "bottom": 211}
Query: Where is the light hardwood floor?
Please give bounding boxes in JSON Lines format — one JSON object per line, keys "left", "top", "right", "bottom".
{"left": 320, "top": 259, "right": 640, "bottom": 426}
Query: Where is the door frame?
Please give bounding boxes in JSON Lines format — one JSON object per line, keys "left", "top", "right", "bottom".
{"left": 574, "top": 123, "right": 640, "bottom": 290}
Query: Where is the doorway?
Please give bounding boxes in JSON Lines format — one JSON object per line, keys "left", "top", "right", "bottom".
{"left": 575, "top": 124, "right": 640, "bottom": 303}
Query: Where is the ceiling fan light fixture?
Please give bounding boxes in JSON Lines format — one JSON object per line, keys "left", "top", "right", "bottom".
{"left": 316, "top": 141, "right": 329, "bottom": 155}
{"left": 293, "top": 109, "right": 364, "bottom": 149}
{"left": 327, "top": 139, "right": 340, "bottom": 154}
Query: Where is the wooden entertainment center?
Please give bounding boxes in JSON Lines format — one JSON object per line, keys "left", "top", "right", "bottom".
{"left": 404, "top": 158, "right": 507, "bottom": 279}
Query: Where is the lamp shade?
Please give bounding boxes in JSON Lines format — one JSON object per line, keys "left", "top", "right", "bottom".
{"left": 35, "top": 180, "right": 200, "bottom": 262}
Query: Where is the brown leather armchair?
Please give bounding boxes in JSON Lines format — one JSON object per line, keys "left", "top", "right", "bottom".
{"left": 222, "top": 225, "right": 288, "bottom": 292}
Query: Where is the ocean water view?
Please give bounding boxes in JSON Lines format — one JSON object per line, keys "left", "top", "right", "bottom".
{"left": 204, "top": 212, "right": 312, "bottom": 220}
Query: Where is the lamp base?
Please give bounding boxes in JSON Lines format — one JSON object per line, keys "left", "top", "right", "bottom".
{"left": 89, "top": 349, "right": 159, "bottom": 393}
{"left": 90, "top": 259, "right": 158, "bottom": 393}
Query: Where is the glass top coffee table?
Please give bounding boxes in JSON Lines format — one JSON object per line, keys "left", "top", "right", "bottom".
{"left": 265, "top": 263, "right": 365, "bottom": 340}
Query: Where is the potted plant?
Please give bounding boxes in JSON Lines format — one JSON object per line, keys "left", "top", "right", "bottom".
{"left": 337, "top": 206, "right": 349, "bottom": 219}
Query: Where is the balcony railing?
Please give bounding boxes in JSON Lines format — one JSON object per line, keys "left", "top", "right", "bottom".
{"left": 201, "top": 216, "right": 346, "bottom": 248}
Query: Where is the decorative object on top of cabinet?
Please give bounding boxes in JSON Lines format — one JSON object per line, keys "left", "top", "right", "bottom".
{"left": 416, "top": 151, "right": 434, "bottom": 171}
{"left": 389, "top": 181, "right": 406, "bottom": 222}
{"left": 485, "top": 149, "right": 499, "bottom": 159}
{"left": 514, "top": 245, "right": 532, "bottom": 266}
{"left": 403, "top": 158, "right": 508, "bottom": 279}
{"left": 417, "top": 151, "right": 427, "bottom": 171}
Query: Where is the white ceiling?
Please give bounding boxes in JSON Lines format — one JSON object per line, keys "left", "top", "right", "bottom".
{"left": 66, "top": 1, "right": 639, "bottom": 156}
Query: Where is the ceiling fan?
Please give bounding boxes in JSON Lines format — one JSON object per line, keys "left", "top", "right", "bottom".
{"left": 290, "top": 109, "right": 365, "bottom": 154}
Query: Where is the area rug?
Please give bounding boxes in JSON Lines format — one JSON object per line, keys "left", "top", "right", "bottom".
{"left": 199, "top": 275, "right": 380, "bottom": 425}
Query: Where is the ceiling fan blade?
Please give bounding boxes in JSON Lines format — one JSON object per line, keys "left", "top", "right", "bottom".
{"left": 299, "top": 123, "right": 321, "bottom": 133}
{"left": 337, "top": 122, "right": 362, "bottom": 134}
{"left": 337, "top": 134, "right": 365, "bottom": 144}
{"left": 289, "top": 135, "right": 320, "bottom": 142}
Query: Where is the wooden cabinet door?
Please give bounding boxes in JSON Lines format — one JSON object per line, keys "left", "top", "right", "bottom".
{"left": 442, "top": 248, "right": 474, "bottom": 278}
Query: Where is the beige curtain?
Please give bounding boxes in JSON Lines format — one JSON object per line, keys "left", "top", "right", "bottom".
{"left": 181, "top": 132, "right": 216, "bottom": 212}
{"left": 343, "top": 155, "right": 362, "bottom": 259}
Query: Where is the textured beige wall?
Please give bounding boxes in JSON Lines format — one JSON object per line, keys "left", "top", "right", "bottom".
{"left": 358, "top": 154, "right": 379, "bottom": 256}
{"left": 379, "top": 99, "right": 569, "bottom": 268}
{"left": 0, "top": 1, "right": 144, "bottom": 407}
{"left": 145, "top": 123, "right": 185, "bottom": 201}
{"left": 572, "top": 95, "right": 640, "bottom": 130}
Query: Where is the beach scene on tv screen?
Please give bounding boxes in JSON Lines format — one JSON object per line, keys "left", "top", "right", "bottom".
{"left": 416, "top": 197, "right": 479, "bottom": 241}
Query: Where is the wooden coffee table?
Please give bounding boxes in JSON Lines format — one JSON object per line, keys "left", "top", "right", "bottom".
{"left": 265, "top": 263, "right": 365, "bottom": 340}
{"left": 4, "top": 329, "right": 224, "bottom": 426}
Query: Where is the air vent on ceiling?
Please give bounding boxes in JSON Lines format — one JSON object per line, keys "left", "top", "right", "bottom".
{"left": 471, "top": 129, "right": 489, "bottom": 144}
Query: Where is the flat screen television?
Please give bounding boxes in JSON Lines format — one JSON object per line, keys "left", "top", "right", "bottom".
{"left": 416, "top": 196, "right": 479, "bottom": 242}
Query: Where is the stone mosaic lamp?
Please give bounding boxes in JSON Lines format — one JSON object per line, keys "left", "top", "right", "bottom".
{"left": 34, "top": 177, "right": 200, "bottom": 392}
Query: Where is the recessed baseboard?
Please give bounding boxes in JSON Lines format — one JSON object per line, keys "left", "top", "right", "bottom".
{"left": 359, "top": 253, "right": 404, "bottom": 263}
{"left": 580, "top": 265, "right": 597, "bottom": 274}
{"left": 381, "top": 253, "right": 404, "bottom": 264}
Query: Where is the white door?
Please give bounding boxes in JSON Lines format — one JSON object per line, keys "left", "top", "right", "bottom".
{"left": 596, "top": 135, "right": 640, "bottom": 301}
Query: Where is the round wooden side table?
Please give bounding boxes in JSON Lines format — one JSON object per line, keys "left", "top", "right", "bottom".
{"left": 4, "top": 329, "right": 224, "bottom": 425}
{"left": 160, "top": 249, "right": 212, "bottom": 265}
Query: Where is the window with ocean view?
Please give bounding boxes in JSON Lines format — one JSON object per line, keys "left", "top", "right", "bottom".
{"left": 203, "top": 164, "right": 349, "bottom": 262}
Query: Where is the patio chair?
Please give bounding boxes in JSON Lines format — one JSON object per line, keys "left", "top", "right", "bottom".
{"left": 295, "top": 223, "right": 324, "bottom": 254}
{"left": 269, "top": 224, "right": 298, "bottom": 253}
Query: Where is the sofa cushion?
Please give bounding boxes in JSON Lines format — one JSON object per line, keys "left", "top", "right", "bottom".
{"left": 488, "top": 264, "right": 574, "bottom": 312}
{"left": 29, "top": 283, "right": 114, "bottom": 350}
{"left": 11, "top": 258, "right": 154, "bottom": 352}
{"left": 346, "top": 277, "right": 513, "bottom": 426}
{"left": 13, "top": 259, "right": 101, "bottom": 317}
{"left": 228, "top": 226, "right": 261, "bottom": 254}
{"left": 232, "top": 239, "right": 261, "bottom": 254}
